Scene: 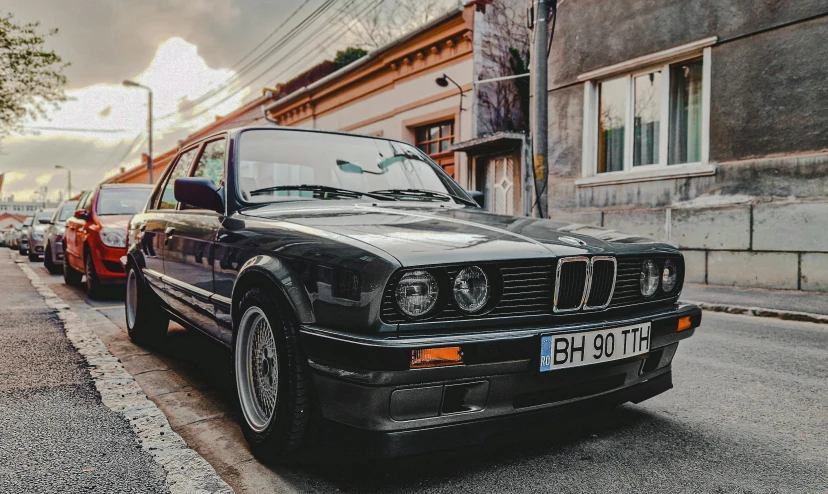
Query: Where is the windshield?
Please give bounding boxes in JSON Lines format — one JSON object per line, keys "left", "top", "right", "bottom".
{"left": 236, "top": 129, "right": 463, "bottom": 204}
{"left": 96, "top": 188, "right": 152, "bottom": 215}
{"left": 57, "top": 203, "right": 78, "bottom": 221}
{"left": 36, "top": 210, "right": 55, "bottom": 223}
{"left": 23, "top": 217, "right": 33, "bottom": 227}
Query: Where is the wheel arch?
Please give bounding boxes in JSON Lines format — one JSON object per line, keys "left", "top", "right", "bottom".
{"left": 231, "top": 255, "right": 314, "bottom": 331}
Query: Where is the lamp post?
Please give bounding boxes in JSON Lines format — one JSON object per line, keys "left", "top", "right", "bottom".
{"left": 122, "top": 80, "right": 153, "bottom": 184}
{"left": 435, "top": 73, "right": 465, "bottom": 146}
{"left": 55, "top": 165, "right": 71, "bottom": 199}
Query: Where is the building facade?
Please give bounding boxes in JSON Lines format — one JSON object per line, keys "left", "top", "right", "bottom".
{"left": 543, "top": 1, "right": 828, "bottom": 291}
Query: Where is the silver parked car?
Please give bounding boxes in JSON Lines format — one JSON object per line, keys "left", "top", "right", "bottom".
{"left": 18, "top": 216, "right": 33, "bottom": 255}
{"left": 43, "top": 200, "right": 78, "bottom": 274}
{"left": 26, "top": 209, "right": 55, "bottom": 262}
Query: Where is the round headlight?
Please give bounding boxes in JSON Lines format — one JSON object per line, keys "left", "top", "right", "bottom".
{"left": 640, "top": 260, "right": 659, "bottom": 297}
{"left": 395, "top": 270, "right": 439, "bottom": 318}
{"left": 662, "top": 259, "right": 678, "bottom": 293}
{"left": 453, "top": 266, "right": 489, "bottom": 313}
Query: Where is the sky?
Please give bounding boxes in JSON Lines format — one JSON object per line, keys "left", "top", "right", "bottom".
{"left": 0, "top": 0, "right": 357, "bottom": 202}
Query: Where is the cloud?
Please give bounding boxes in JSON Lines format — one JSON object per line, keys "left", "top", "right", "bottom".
{"left": 0, "top": 37, "right": 249, "bottom": 201}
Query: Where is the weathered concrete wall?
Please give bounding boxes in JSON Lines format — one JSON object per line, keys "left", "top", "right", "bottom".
{"left": 709, "top": 16, "right": 828, "bottom": 162}
{"left": 549, "top": 0, "right": 828, "bottom": 88}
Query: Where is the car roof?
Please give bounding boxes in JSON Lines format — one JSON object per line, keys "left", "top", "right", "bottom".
{"left": 195, "top": 125, "right": 405, "bottom": 147}
{"left": 100, "top": 183, "right": 154, "bottom": 189}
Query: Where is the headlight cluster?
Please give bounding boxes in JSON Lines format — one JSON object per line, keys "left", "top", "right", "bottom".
{"left": 100, "top": 227, "right": 127, "bottom": 248}
{"left": 640, "top": 258, "right": 679, "bottom": 297}
{"left": 394, "top": 266, "right": 491, "bottom": 319}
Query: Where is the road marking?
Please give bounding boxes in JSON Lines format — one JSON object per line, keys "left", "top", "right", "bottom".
{"left": 16, "top": 260, "right": 234, "bottom": 494}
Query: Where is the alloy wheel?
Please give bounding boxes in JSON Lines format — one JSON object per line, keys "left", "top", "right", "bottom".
{"left": 235, "top": 306, "right": 279, "bottom": 433}
{"left": 125, "top": 269, "right": 138, "bottom": 329}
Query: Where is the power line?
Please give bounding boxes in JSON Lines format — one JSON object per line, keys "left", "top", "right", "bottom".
{"left": 156, "top": 0, "right": 336, "bottom": 121}
{"left": 20, "top": 126, "right": 132, "bottom": 133}
{"left": 166, "top": 0, "right": 379, "bottom": 132}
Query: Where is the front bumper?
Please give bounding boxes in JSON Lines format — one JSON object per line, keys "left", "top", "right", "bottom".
{"left": 301, "top": 303, "right": 701, "bottom": 457}
{"left": 90, "top": 242, "right": 127, "bottom": 282}
{"left": 29, "top": 237, "right": 45, "bottom": 254}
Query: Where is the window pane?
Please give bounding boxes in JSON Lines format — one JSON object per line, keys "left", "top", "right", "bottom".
{"left": 439, "top": 139, "right": 450, "bottom": 152}
{"left": 668, "top": 59, "right": 703, "bottom": 165}
{"left": 193, "top": 139, "right": 226, "bottom": 186}
{"left": 440, "top": 123, "right": 452, "bottom": 139}
{"left": 429, "top": 142, "right": 438, "bottom": 154}
{"left": 428, "top": 126, "right": 439, "bottom": 141}
{"left": 598, "top": 77, "right": 627, "bottom": 173}
{"left": 416, "top": 128, "right": 427, "bottom": 143}
{"left": 633, "top": 72, "right": 661, "bottom": 166}
{"left": 159, "top": 148, "right": 198, "bottom": 209}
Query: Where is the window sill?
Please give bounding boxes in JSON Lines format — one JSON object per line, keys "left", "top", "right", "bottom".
{"left": 575, "top": 162, "right": 717, "bottom": 187}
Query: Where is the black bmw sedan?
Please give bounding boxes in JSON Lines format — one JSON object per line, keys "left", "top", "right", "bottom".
{"left": 125, "top": 127, "right": 700, "bottom": 460}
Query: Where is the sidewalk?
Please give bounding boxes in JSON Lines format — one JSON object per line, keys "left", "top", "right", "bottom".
{"left": 681, "top": 283, "right": 828, "bottom": 324}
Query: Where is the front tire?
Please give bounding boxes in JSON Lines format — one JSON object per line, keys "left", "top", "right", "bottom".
{"left": 63, "top": 252, "right": 83, "bottom": 286}
{"left": 28, "top": 250, "right": 38, "bottom": 262}
{"left": 44, "top": 244, "right": 61, "bottom": 274}
{"left": 125, "top": 265, "right": 169, "bottom": 346}
{"left": 233, "top": 288, "right": 311, "bottom": 462}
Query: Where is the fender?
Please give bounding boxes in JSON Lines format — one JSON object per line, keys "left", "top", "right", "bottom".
{"left": 231, "top": 254, "right": 315, "bottom": 327}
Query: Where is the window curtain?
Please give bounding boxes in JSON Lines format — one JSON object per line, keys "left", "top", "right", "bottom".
{"left": 668, "top": 60, "right": 703, "bottom": 165}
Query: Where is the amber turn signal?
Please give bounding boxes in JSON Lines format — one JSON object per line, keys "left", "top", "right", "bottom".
{"left": 410, "top": 347, "right": 463, "bottom": 369}
{"left": 677, "top": 316, "right": 692, "bottom": 332}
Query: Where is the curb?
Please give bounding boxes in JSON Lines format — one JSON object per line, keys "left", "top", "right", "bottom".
{"left": 15, "top": 258, "right": 234, "bottom": 494}
{"left": 683, "top": 299, "right": 828, "bottom": 325}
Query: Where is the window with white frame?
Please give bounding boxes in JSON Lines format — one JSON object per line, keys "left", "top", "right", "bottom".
{"left": 582, "top": 43, "right": 712, "bottom": 176}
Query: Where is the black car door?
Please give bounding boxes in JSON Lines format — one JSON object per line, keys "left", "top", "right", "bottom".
{"left": 161, "top": 138, "right": 227, "bottom": 341}
{"left": 139, "top": 148, "right": 199, "bottom": 298}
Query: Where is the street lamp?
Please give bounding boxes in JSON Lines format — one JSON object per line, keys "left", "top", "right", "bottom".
{"left": 122, "top": 80, "right": 154, "bottom": 184}
{"left": 435, "top": 73, "right": 465, "bottom": 145}
{"left": 55, "top": 165, "right": 71, "bottom": 199}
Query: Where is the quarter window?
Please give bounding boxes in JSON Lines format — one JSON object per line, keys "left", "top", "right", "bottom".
{"left": 157, "top": 147, "right": 199, "bottom": 210}
{"left": 192, "top": 138, "right": 226, "bottom": 186}
{"left": 587, "top": 52, "right": 709, "bottom": 175}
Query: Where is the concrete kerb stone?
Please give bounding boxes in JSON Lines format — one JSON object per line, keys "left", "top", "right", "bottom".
{"left": 684, "top": 299, "right": 828, "bottom": 325}
{"left": 16, "top": 261, "right": 234, "bottom": 494}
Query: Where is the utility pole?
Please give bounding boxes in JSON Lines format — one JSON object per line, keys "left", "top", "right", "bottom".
{"left": 55, "top": 165, "right": 71, "bottom": 199}
{"left": 532, "top": 0, "right": 550, "bottom": 218}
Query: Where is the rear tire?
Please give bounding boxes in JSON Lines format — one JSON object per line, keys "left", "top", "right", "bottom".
{"left": 63, "top": 252, "right": 83, "bottom": 286}
{"left": 18, "top": 248, "right": 27, "bottom": 256}
{"left": 84, "top": 251, "right": 102, "bottom": 299}
{"left": 233, "top": 287, "right": 311, "bottom": 462}
{"left": 44, "top": 244, "right": 62, "bottom": 274}
{"left": 28, "top": 251, "right": 38, "bottom": 262}
{"left": 125, "top": 265, "right": 169, "bottom": 346}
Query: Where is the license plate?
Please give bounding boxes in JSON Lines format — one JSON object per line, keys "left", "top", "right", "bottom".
{"left": 539, "top": 322, "right": 651, "bottom": 372}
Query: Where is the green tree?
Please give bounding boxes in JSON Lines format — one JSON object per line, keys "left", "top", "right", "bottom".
{"left": 333, "top": 47, "right": 368, "bottom": 69}
{"left": 0, "top": 13, "right": 68, "bottom": 144}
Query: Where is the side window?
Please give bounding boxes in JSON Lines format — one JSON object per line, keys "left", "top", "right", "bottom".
{"left": 77, "top": 191, "right": 93, "bottom": 211}
{"left": 157, "top": 147, "right": 199, "bottom": 210}
{"left": 192, "top": 138, "right": 226, "bottom": 186}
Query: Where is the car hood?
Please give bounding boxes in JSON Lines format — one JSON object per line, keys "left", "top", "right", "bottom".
{"left": 242, "top": 202, "right": 668, "bottom": 266}
{"left": 96, "top": 215, "right": 133, "bottom": 229}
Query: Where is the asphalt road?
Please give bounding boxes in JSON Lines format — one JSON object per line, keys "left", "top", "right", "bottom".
{"left": 16, "top": 252, "right": 828, "bottom": 493}
{"left": 0, "top": 252, "right": 168, "bottom": 494}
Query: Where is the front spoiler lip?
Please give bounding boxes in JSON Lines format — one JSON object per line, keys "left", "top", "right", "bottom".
{"left": 301, "top": 302, "right": 701, "bottom": 349}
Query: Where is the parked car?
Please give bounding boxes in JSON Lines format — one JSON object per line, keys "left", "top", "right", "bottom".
{"left": 18, "top": 216, "right": 33, "bottom": 255}
{"left": 26, "top": 208, "right": 56, "bottom": 261}
{"left": 63, "top": 184, "right": 153, "bottom": 297}
{"left": 125, "top": 127, "right": 700, "bottom": 460}
{"left": 43, "top": 199, "right": 79, "bottom": 274}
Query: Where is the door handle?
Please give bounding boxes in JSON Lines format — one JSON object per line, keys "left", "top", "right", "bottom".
{"left": 165, "top": 226, "right": 176, "bottom": 236}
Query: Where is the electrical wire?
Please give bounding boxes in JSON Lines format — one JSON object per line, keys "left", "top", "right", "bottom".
{"left": 164, "top": 0, "right": 380, "bottom": 132}
{"left": 155, "top": 0, "right": 337, "bottom": 121}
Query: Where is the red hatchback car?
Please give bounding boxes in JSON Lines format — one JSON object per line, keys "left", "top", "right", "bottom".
{"left": 63, "top": 183, "right": 153, "bottom": 297}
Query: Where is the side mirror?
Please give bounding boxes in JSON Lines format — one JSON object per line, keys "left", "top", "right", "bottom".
{"left": 174, "top": 177, "right": 224, "bottom": 213}
{"left": 74, "top": 209, "right": 90, "bottom": 221}
{"left": 467, "top": 190, "right": 485, "bottom": 208}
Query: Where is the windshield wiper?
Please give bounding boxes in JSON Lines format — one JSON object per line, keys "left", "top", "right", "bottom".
{"left": 370, "top": 189, "right": 478, "bottom": 207}
{"left": 248, "top": 184, "right": 396, "bottom": 201}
